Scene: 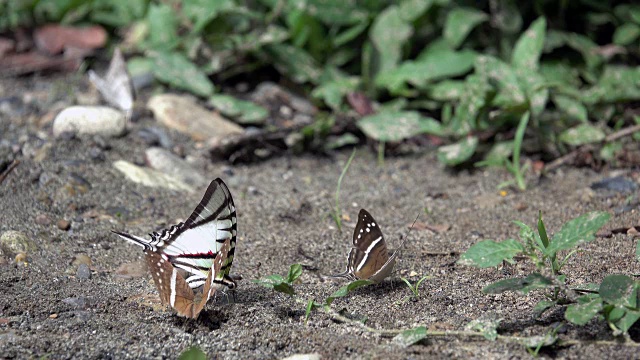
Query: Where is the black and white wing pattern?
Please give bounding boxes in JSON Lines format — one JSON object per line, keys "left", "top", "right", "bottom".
{"left": 113, "top": 178, "right": 237, "bottom": 289}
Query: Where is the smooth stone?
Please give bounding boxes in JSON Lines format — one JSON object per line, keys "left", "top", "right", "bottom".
{"left": 113, "top": 160, "right": 194, "bottom": 192}
{"left": 76, "top": 263, "right": 91, "bottom": 279}
{"left": 144, "top": 147, "right": 206, "bottom": 188}
{"left": 0, "top": 231, "right": 36, "bottom": 255}
{"left": 147, "top": 94, "right": 243, "bottom": 141}
{"left": 53, "top": 106, "right": 126, "bottom": 138}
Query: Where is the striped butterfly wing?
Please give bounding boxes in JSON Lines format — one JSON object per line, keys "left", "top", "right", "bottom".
{"left": 349, "top": 209, "right": 390, "bottom": 280}
{"left": 154, "top": 178, "right": 237, "bottom": 289}
{"left": 145, "top": 239, "right": 231, "bottom": 319}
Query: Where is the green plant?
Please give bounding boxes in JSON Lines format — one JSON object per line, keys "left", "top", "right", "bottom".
{"left": 400, "top": 275, "right": 430, "bottom": 299}
{"left": 253, "top": 263, "right": 302, "bottom": 295}
{"left": 330, "top": 148, "right": 356, "bottom": 232}
{"left": 457, "top": 211, "right": 640, "bottom": 337}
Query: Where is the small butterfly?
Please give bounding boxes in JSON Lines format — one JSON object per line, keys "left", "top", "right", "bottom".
{"left": 333, "top": 209, "right": 407, "bottom": 283}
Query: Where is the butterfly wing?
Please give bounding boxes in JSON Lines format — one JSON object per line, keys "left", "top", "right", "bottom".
{"left": 157, "top": 178, "right": 237, "bottom": 288}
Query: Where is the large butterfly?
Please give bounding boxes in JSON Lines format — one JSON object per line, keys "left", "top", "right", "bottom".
{"left": 113, "top": 178, "right": 237, "bottom": 317}
{"left": 334, "top": 209, "right": 406, "bottom": 283}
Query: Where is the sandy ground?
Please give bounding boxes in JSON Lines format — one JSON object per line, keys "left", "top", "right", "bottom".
{"left": 1, "top": 75, "right": 640, "bottom": 359}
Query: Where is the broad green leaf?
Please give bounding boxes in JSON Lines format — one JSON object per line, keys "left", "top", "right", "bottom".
{"left": 582, "top": 66, "right": 640, "bottom": 104}
{"left": 458, "top": 239, "right": 523, "bottom": 268}
{"left": 436, "top": 136, "right": 478, "bottom": 166}
{"left": 375, "top": 50, "right": 475, "bottom": 92}
{"left": 483, "top": 273, "right": 555, "bottom": 294}
{"left": 565, "top": 295, "right": 603, "bottom": 325}
{"left": 477, "top": 141, "right": 513, "bottom": 167}
{"left": 427, "top": 80, "right": 465, "bottom": 101}
{"left": 613, "top": 23, "right": 640, "bottom": 46}
{"left": 465, "top": 318, "right": 501, "bottom": 340}
{"left": 311, "top": 76, "right": 359, "bottom": 110}
{"left": 145, "top": 4, "right": 179, "bottom": 51}
{"left": 444, "top": 7, "right": 488, "bottom": 49}
{"left": 616, "top": 309, "right": 640, "bottom": 333}
{"left": 265, "top": 44, "right": 322, "bottom": 84}
{"left": 150, "top": 52, "right": 214, "bottom": 97}
{"left": 287, "top": 264, "right": 303, "bottom": 283}
{"left": 475, "top": 55, "right": 526, "bottom": 107}
{"left": 209, "top": 95, "right": 268, "bottom": 124}
{"left": 599, "top": 275, "right": 637, "bottom": 308}
{"left": 357, "top": 111, "right": 443, "bottom": 142}
{"left": 178, "top": 346, "right": 207, "bottom": 360}
{"left": 559, "top": 124, "right": 605, "bottom": 146}
{"left": 326, "top": 279, "right": 372, "bottom": 306}
{"left": 393, "top": 326, "right": 427, "bottom": 347}
{"left": 545, "top": 212, "right": 610, "bottom": 256}
{"left": 369, "top": 5, "right": 412, "bottom": 75}
{"left": 553, "top": 95, "right": 588, "bottom": 122}
{"left": 183, "top": 0, "right": 235, "bottom": 34}
{"left": 533, "top": 300, "right": 556, "bottom": 318}
{"left": 511, "top": 17, "right": 546, "bottom": 71}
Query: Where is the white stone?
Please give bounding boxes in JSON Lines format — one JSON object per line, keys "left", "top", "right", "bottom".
{"left": 145, "top": 147, "right": 206, "bottom": 188}
{"left": 53, "top": 106, "right": 126, "bottom": 137}
{"left": 147, "top": 94, "right": 243, "bottom": 141}
{"left": 113, "top": 160, "right": 194, "bottom": 193}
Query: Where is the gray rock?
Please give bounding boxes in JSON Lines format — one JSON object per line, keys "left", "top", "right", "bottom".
{"left": 144, "top": 147, "right": 206, "bottom": 188}
{"left": 147, "top": 94, "right": 243, "bottom": 142}
{"left": 113, "top": 160, "right": 194, "bottom": 192}
{"left": 76, "top": 264, "right": 91, "bottom": 279}
{"left": 53, "top": 106, "right": 126, "bottom": 138}
{"left": 0, "top": 231, "right": 36, "bottom": 255}
{"left": 251, "top": 82, "right": 317, "bottom": 116}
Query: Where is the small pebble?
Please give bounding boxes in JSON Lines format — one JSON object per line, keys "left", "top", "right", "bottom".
{"left": 72, "top": 254, "right": 92, "bottom": 267}
{"left": 57, "top": 219, "right": 71, "bottom": 231}
{"left": 76, "top": 263, "right": 91, "bottom": 280}
{"left": 35, "top": 214, "right": 51, "bottom": 225}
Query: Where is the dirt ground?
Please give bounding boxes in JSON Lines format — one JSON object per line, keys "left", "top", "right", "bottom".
{"left": 1, "top": 75, "right": 640, "bottom": 359}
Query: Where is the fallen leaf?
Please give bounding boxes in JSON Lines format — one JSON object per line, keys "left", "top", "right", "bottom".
{"left": 34, "top": 24, "right": 107, "bottom": 55}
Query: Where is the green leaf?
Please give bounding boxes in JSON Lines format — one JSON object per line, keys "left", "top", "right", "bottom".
{"left": 145, "top": 4, "right": 179, "bottom": 51}
{"left": 545, "top": 211, "right": 610, "bottom": 256}
{"left": 287, "top": 264, "right": 303, "bottom": 283}
{"left": 357, "top": 111, "right": 443, "bottom": 142}
{"left": 465, "top": 318, "right": 501, "bottom": 341}
{"left": 443, "top": 7, "right": 488, "bottom": 49}
{"left": 599, "top": 275, "right": 637, "bottom": 308}
{"left": 369, "top": 5, "right": 412, "bottom": 75}
{"left": 150, "top": 52, "right": 214, "bottom": 97}
{"left": 326, "top": 279, "right": 373, "bottom": 306}
{"left": 178, "top": 346, "right": 207, "bottom": 360}
{"left": 483, "top": 273, "right": 555, "bottom": 294}
{"left": 427, "top": 80, "right": 466, "bottom": 101}
{"left": 265, "top": 44, "right": 322, "bottom": 84}
{"left": 511, "top": 17, "right": 546, "bottom": 71}
{"left": 311, "top": 76, "right": 359, "bottom": 110}
{"left": 437, "top": 137, "right": 478, "bottom": 166}
{"left": 559, "top": 124, "right": 605, "bottom": 146}
{"left": 393, "top": 326, "right": 427, "bottom": 347}
{"left": 209, "top": 95, "right": 268, "bottom": 125}
{"left": 613, "top": 23, "right": 640, "bottom": 46}
{"left": 183, "top": 0, "right": 235, "bottom": 34}
{"left": 458, "top": 239, "right": 524, "bottom": 268}
{"left": 533, "top": 300, "right": 556, "bottom": 318}
{"left": 565, "top": 295, "right": 603, "bottom": 325}
{"left": 553, "top": 95, "right": 588, "bottom": 122}
{"left": 376, "top": 50, "right": 475, "bottom": 92}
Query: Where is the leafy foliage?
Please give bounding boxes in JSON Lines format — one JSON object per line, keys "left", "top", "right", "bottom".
{"left": 5, "top": 1, "right": 640, "bottom": 170}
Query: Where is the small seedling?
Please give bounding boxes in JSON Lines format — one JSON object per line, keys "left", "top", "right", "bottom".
{"left": 253, "top": 264, "right": 303, "bottom": 296}
{"left": 400, "top": 275, "right": 430, "bottom": 298}
{"left": 330, "top": 148, "right": 356, "bottom": 232}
